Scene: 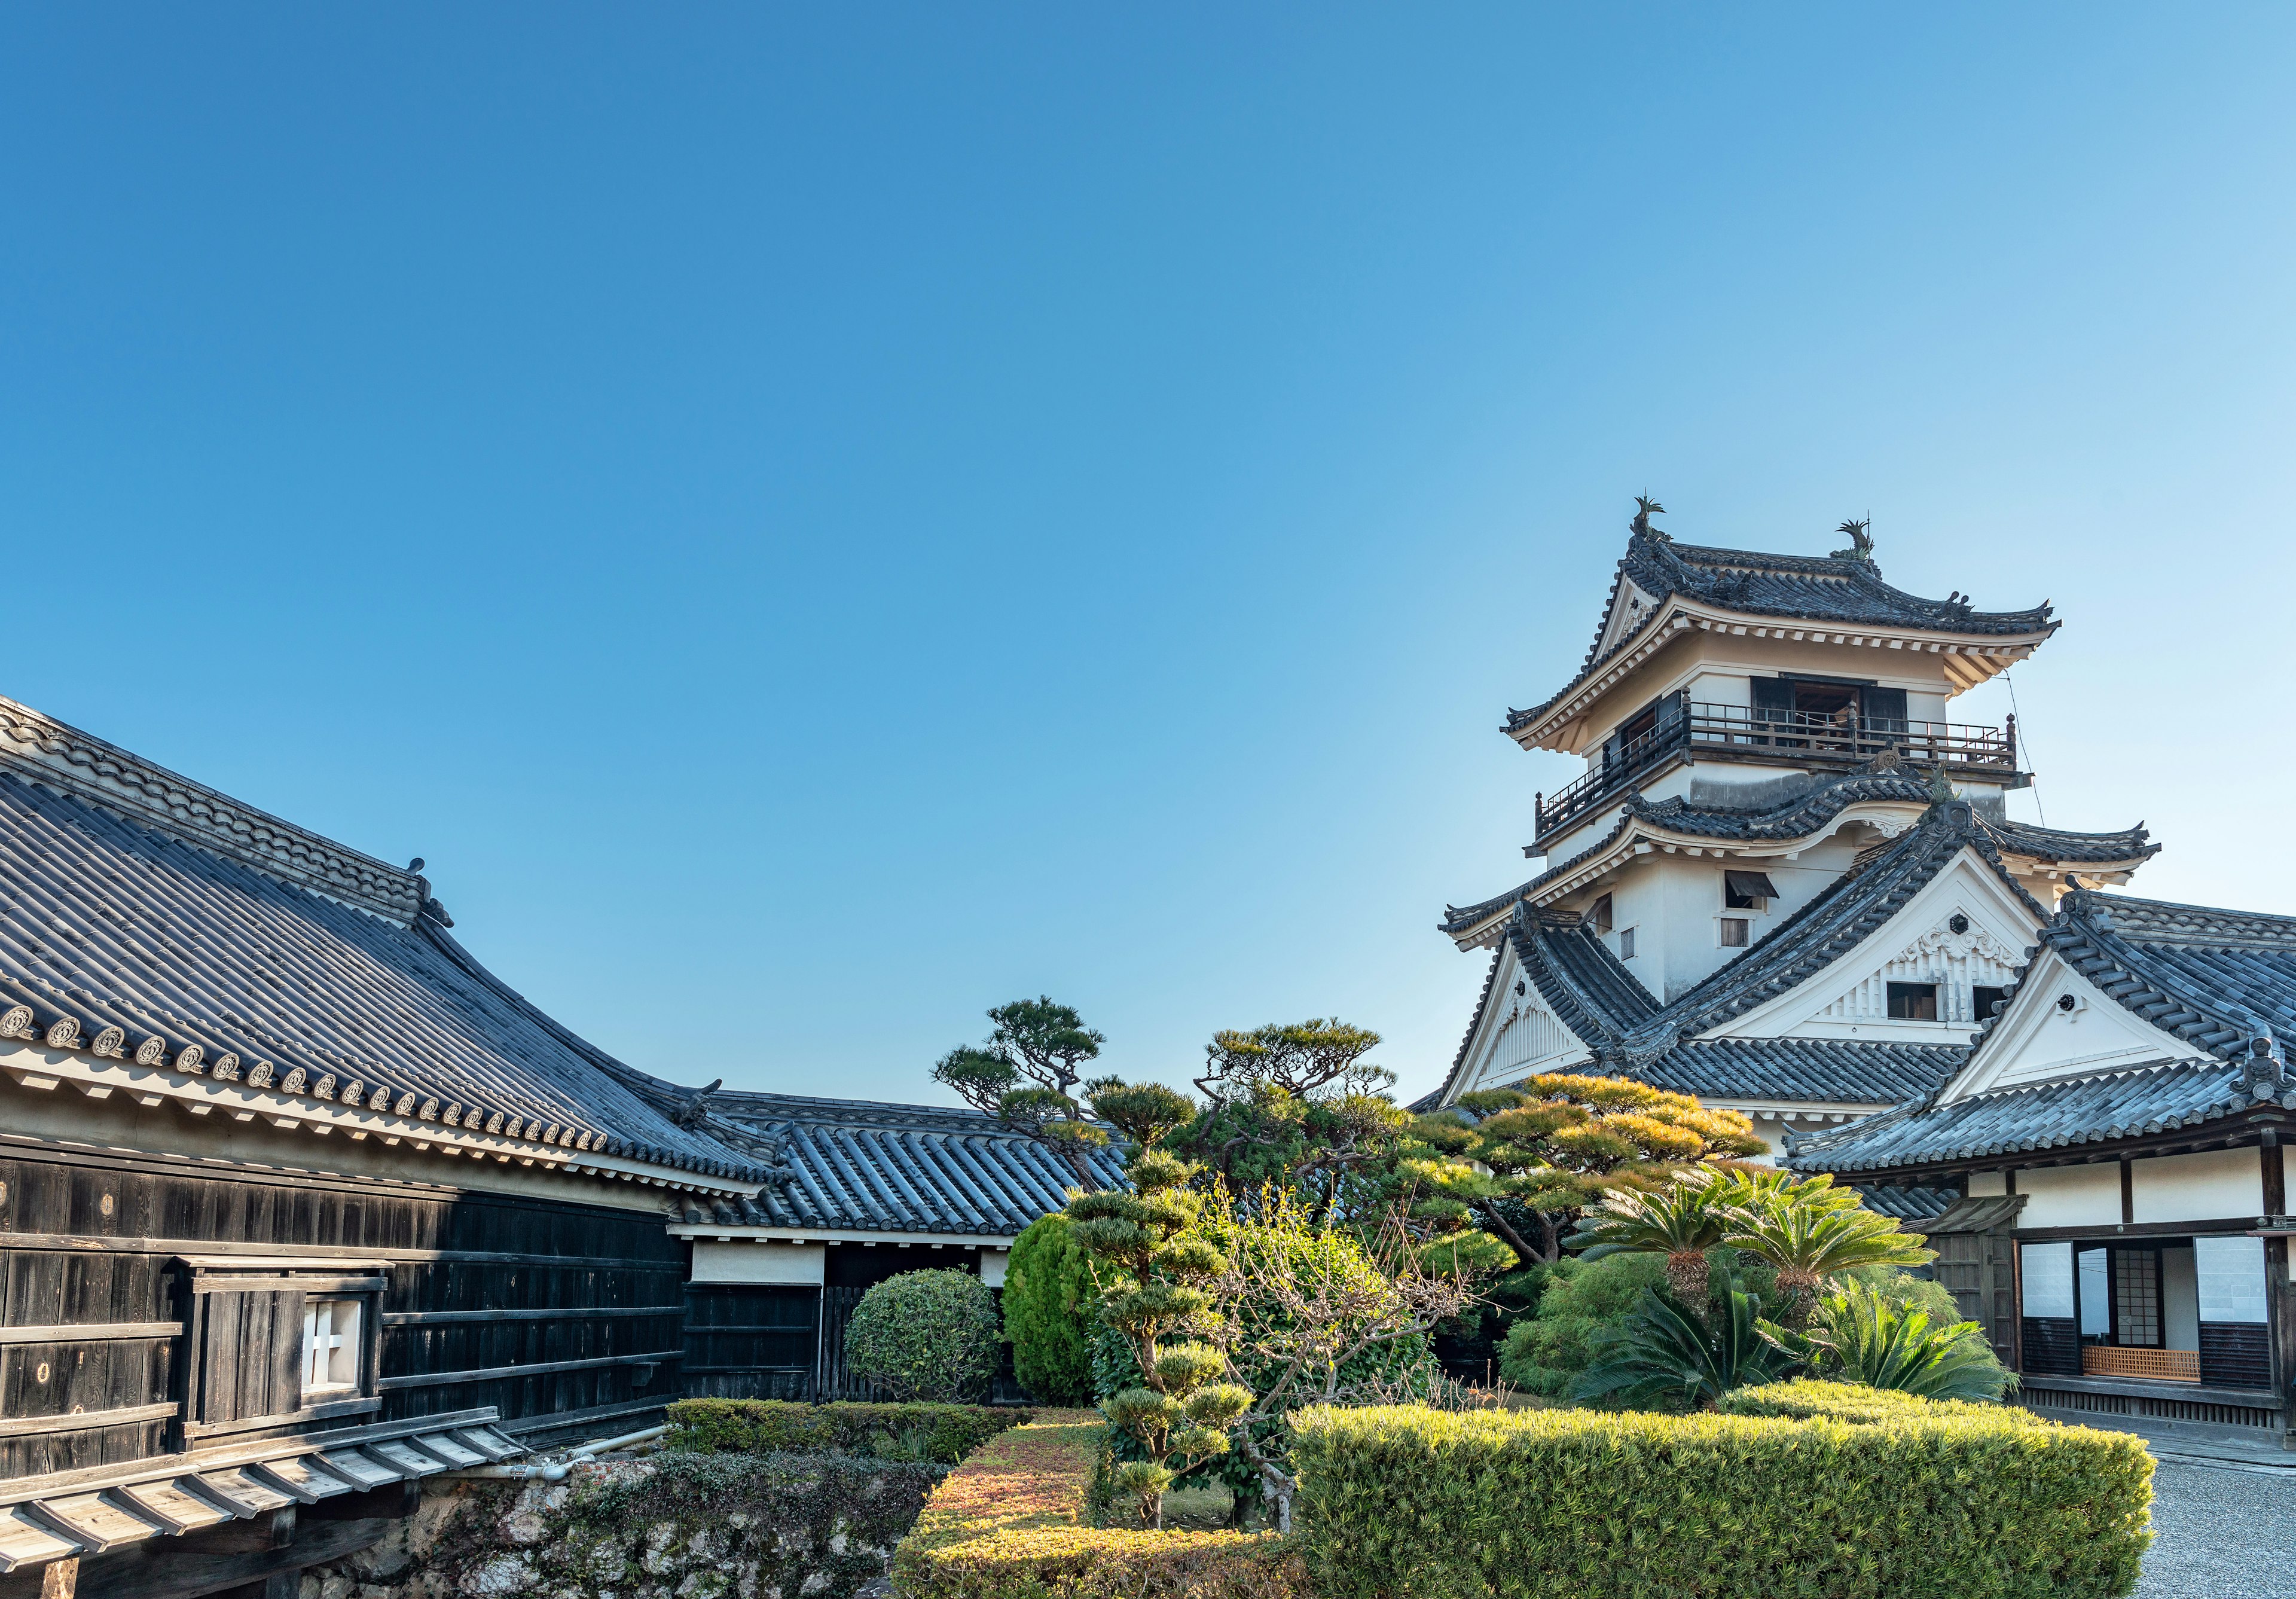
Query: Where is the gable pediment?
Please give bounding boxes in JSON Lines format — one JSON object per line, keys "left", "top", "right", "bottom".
{"left": 1938, "top": 946, "right": 2206, "bottom": 1103}
{"left": 1449, "top": 941, "right": 1592, "bottom": 1099}
{"left": 1592, "top": 576, "right": 1664, "bottom": 662}
{"left": 1709, "top": 849, "right": 2042, "bottom": 1042}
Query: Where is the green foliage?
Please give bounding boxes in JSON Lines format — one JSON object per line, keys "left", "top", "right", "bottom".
{"left": 1403, "top": 1073, "right": 1766, "bottom": 1269}
{"left": 1003, "top": 1214, "right": 1101, "bottom": 1406}
{"left": 933, "top": 997, "right": 1111, "bottom": 1175}
{"left": 845, "top": 1270, "right": 1004, "bottom": 1403}
{"left": 1725, "top": 1185, "right": 1936, "bottom": 1325}
{"left": 1570, "top": 1275, "right": 1797, "bottom": 1409}
{"left": 1567, "top": 1165, "right": 1743, "bottom": 1305}
{"left": 1062, "top": 1136, "right": 1239, "bottom": 1526}
{"left": 1794, "top": 1278, "right": 2016, "bottom": 1400}
{"left": 895, "top": 1412, "right": 1302, "bottom": 1599}
{"left": 1290, "top": 1392, "right": 2155, "bottom": 1599}
{"left": 664, "top": 1399, "right": 1025, "bottom": 1463}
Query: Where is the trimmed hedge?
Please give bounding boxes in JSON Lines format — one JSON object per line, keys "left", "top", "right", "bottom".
{"left": 665, "top": 1399, "right": 1027, "bottom": 1464}
{"left": 1292, "top": 1383, "right": 2153, "bottom": 1599}
{"left": 894, "top": 1410, "right": 1303, "bottom": 1599}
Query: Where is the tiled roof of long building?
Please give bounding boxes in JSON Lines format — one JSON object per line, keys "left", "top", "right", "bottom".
{"left": 1788, "top": 887, "right": 2296, "bottom": 1174}
{"left": 1439, "top": 774, "right": 2150, "bottom": 939}
{"left": 1509, "top": 531, "right": 2057, "bottom": 734}
{"left": 0, "top": 767, "right": 768, "bottom": 1181}
{"left": 1785, "top": 1060, "right": 2257, "bottom": 1172}
{"left": 695, "top": 1092, "right": 1126, "bottom": 1235}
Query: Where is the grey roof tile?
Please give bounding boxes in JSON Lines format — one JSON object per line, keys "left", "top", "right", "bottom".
{"left": 0, "top": 770, "right": 765, "bottom": 1180}
{"left": 1440, "top": 772, "right": 2151, "bottom": 938}
{"left": 1645, "top": 1038, "right": 1964, "bottom": 1103}
{"left": 1790, "top": 886, "right": 2296, "bottom": 1174}
{"left": 704, "top": 1092, "right": 1126, "bottom": 1236}
{"left": 1510, "top": 532, "right": 2056, "bottom": 735}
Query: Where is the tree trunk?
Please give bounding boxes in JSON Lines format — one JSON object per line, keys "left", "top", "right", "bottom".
{"left": 1666, "top": 1250, "right": 1710, "bottom": 1310}
{"left": 1473, "top": 1200, "right": 1555, "bottom": 1267}
{"left": 1063, "top": 1148, "right": 1103, "bottom": 1192}
{"left": 1775, "top": 1269, "right": 1821, "bottom": 1329}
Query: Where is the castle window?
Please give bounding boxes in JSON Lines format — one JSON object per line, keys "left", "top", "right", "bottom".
{"left": 1723, "top": 870, "right": 1776, "bottom": 910}
{"left": 1586, "top": 893, "right": 1613, "bottom": 933}
{"left": 302, "top": 1299, "right": 364, "bottom": 1398}
{"left": 1719, "top": 917, "right": 1750, "bottom": 948}
{"left": 1887, "top": 982, "right": 1939, "bottom": 1020}
{"left": 1618, "top": 926, "right": 1636, "bottom": 960}
{"left": 1973, "top": 985, "right": 2008, "bottom": 1021}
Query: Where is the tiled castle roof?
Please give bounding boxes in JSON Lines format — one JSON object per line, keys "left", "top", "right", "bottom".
{"left": 0, "top": 768, "right": 768, "bottom": 1182}
{"left": 1508, "top": 531, "right": 2057, "bottom": 735}
{"left": 1433, "top": 800, "right": 2037, "bottom": 1111}
{"left": 1437, "top": 771, "right": 2150, "bottom": 939}
{"left": 1788, "top": 887, "right": 2296, "bottom": 1174}
{"left": 689, "top": 1092, "right": 1126, "bottom": 1235}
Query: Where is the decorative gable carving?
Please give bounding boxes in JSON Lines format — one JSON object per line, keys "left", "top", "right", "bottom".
{"left": 1457, "top": 950, "right": 1590, "bottom": 1095}
{"left": 1813, "top": 911, "right": 2022, "bottom": 1027}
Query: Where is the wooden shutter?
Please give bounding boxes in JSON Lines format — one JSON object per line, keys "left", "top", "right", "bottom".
{"left": 187, "top": 1289, "right": 306, "bottom": 1433}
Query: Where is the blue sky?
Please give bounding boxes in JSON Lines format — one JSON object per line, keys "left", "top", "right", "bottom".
{"left": 4, "top": 7, "right": 2293, "bottom": 1107}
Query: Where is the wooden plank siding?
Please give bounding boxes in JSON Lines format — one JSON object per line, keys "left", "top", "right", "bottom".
{"left": 0, "top": 1142, "right": 686, "bottom": 1483}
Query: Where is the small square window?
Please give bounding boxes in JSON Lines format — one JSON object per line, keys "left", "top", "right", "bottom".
{"left": 303, "top": 1299, "right": 362, "bottom": 1397}
{"left": 1973, "top": 985, "right": 2008, "bottom": 1021}
{"left": 1584, "top": 893, "right": 1614, "bottom": 934}
{"left": 1887, "top": 982, "right": 1939, "bottom": 1021}
{"left": 1719, "top": 917, "right": 1750, "bottom": 948}
{"left": 1618, "top": 926, "right": 1636, "bottom": 960}
{"left": 1723, "top": 870, "right": 1777, "bottom": 911}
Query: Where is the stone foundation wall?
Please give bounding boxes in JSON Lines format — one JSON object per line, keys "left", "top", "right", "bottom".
{"left": 300, "top": 1451, "right": 945, "bottom": 1599}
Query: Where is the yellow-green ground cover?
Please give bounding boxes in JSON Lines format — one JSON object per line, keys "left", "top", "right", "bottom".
{"left": 893, "top": 1411, "right": 1302, "bottom": 1599}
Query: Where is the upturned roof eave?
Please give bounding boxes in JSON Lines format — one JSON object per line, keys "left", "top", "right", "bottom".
{"left": 1506, "top": 596, "right": 2060, "bottom": 752}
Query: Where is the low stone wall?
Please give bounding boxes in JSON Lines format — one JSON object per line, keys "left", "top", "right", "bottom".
{"left": 300, "top": 1451, "right": 947, "bottom": 1599}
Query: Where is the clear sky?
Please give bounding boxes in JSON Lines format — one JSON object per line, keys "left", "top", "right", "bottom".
{"left": 5, "top": 7, "right": 2293, "bottom": 1109}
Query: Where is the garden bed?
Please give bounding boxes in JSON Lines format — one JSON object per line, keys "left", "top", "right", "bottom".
{"left": 893, "top": 1409, "right": 1303, "bottom": 1599}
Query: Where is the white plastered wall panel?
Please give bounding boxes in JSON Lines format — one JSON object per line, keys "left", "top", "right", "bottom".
{"left": 979, "top": 1248, "right": 1010, "bottom": 1287}
{"left": 2130, "top": 1149, "right": 2265, "bottom": 1224}
{"left": 2014, "top": 1164, "right": 2121, "bottom": 1229}
{"left": 1453, "top": 941, "right": 1593, "bottom": 1099}
{"left": 1710, "top": 850, "right": 2041, "bottom": 1045}
{"left": 691, "top": 1241, "right": 827, "bottom": 1285}
{"left": 1967, "top": 1171, "right": 2008, "bottom": 1198}
{"left": 1937, "top": 947, "right": 2206, "bottom": 1105}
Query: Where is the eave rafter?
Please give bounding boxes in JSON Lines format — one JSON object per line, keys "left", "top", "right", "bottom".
{"left": 0, "top": 1041, "right": 756, "bottom": 1201}
{"left": 1511, "top": 599, "right": 2053, "bottom": 755}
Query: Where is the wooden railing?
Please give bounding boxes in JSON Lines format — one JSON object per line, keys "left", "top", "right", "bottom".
{"left": 1535, "top": 702, "right": 2016, "bottom": 838}
{"left": 2083, "top": 1345, "right": 2200, "bottom": 1383}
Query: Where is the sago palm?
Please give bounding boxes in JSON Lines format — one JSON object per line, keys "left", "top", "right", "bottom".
{"left": 1804, "top": 1280, "right": 2014, "bottom": 1401}
{"left": 1725, "top": 1197, "right": 1934, "bottom": 1328}
{"left": 1571, "top": 1274, "right": 1799, "bottom": 1411}
{"left": 1568, "top": 1167, "right": 1738, "bottom": 1308}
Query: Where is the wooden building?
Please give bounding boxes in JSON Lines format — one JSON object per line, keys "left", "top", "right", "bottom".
{"left": 0, "top": 695, "right": 1093, "bottom": 1596}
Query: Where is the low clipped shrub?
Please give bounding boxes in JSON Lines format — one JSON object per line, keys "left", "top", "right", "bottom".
{"left": 1004, "top": 1214, "right": 1100, "bottom": 1405}
{"left": 894, "top": 1411, "right": 1302, "bottom": 1599}
{"left": 665, "top": 1399, "right": 1026, "bottom": 1464}
{"left": 1292, "top": 1384, "right": 2153, "bottom": 1599}
{"left": 847, "top": 1268, "right": 1003, "bottom": 1402}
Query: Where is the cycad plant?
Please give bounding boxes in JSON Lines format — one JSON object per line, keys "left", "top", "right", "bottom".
{"left": 1570, "top": 1274, "right": 1798, "bottom": 1409}
{"left": 1798, "top": 1279, "right": 2014, "bottom": 1400}
{"left": 1724, "top": 1189, "right": 1934, "bottom": 1328}
{"left": 1567, "top": 1166, "right": 1739, "bottom": 1310}
{"left": 1064, "top": 1096, "right": 1251, "bottom": 1528}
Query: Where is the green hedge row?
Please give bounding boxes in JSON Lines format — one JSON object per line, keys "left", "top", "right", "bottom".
{"left": 1291, "top": 1381, "right": 2154, "bottom": 1599}
{"left": 664, "top": 1399, "right": 1027, "bottom": 1464}
{"left": 894, "top": 1410, "right": 1302, "bottom": 1599}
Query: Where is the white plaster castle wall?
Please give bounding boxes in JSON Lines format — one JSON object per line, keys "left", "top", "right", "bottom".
{"left": 2015, "top": 1164, "right": 2121, "bottom": 1228}
{"left": 1967, "top": 1171, "right": 2008, "bottom": 1197}
{"left": 2130, "top": 1148, "right": 2264, "bottom": 1223}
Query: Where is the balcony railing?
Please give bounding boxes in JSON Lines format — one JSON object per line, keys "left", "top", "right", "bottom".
{"left": 1534, "top": 701, "right": 2017, "bottom": 841}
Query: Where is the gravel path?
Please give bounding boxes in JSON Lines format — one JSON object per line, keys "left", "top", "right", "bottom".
{"left": 2138, "top": 1460, "right": 2296, "bottom": 1598}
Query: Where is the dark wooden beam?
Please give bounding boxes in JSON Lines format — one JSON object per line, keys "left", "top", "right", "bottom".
{"left": 378, "top": 1350, "right": 684, "bottom": 1390}
{"left": 0, "top": 1517, "right": 389, "bottom": 1599}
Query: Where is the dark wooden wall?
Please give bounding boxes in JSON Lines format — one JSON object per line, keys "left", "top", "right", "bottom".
{"left": 0, "top": 1139, "right": 686, "bottom": 1483}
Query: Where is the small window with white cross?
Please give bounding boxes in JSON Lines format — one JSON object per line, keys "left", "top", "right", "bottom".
{"left": 302, "top": 1299, "right": 364, "bottom": 1398}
